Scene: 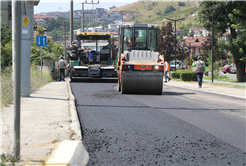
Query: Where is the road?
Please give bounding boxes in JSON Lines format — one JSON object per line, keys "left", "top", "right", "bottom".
{"left": 71, "top": 79, "right": 245, "bottom": 165}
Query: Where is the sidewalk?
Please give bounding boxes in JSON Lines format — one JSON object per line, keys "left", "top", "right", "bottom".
{"left": 0, "top": 78, "right": 88, "bottom": 166}
{"left": 203, "top": 79, "right": 246, "bottom": 86}
{"left": 165, "top": 80, "right": 246, "bottom": 99}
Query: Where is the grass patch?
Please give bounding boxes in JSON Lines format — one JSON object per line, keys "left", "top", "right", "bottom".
{"left": 171, "top": 77, "right": 246, "bottom": 89}
{"left": 203, "top": 75, "right": 237, "bottom": 83}
{"left": 30, "top": 66, "right": 53, "bottom": 93}
{"left": 1, "top": 66, "right": 53, "bottom": 108}
{"left": 203, "top": 82, "right": 246, "bottom": 89}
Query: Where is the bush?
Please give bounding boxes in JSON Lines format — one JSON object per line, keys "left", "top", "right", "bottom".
{"left": 181, "top": 71, "right": 197, "bottom": 81}
{"left": 171, "top": 70, "right": 197, "bottom": 81}
{"left": 171, "top": 70, "right": 183, "bottom": 78}
{"left": 178, "top": 1, "right": 186, "bottom": 6}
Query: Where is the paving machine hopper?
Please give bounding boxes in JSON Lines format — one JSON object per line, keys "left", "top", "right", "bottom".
{"left": 68, "top": 32, "right": 117, "bottom": 81}
{"left": 117, "top": 24, "right": 164, "bottom": 95}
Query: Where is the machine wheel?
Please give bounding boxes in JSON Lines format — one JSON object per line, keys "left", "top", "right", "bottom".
{"left": 70, "top": 73, "right": 74, "bottom": 82}
{"left": 121, "top": 81, "right": 124, "bottom": 94}
{"left": 121, "top": 75, "right": 163, "bottom": 95}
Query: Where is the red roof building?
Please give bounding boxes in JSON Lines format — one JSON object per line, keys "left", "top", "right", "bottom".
{"left": 182, "top": 36, "right": 206, "bottom": 56}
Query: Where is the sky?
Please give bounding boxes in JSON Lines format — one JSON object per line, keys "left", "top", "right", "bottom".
{"left": 34, "top": 0, "right": 138, "bottom": 14}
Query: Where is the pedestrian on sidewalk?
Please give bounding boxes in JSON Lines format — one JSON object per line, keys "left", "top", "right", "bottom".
{"left": 58, "top": 56, "right": 66, "bottom": 81}
{"left": 192, "top": 56, "right": 206, "bottom": 88}
{"left": 164, "top": 60, "right": 171, "bottom": 82}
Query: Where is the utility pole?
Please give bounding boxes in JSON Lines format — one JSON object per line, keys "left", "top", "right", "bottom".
{"left": 189, "top": 42, "right": 191, "bottom": 66}
{"left": 81, "top": 0, "right": 99, "bottom": 32}
{"left": 70, "top": 0, "right": 73, "bottom": 45}
{"left": 166, "top": 17, "right": 185, "bottom": 71}
{"left": 60, "top": 23, "right": 69, "bottom": 60}
{"left": 12, "top": 0, "right": 21, "bottom": 160}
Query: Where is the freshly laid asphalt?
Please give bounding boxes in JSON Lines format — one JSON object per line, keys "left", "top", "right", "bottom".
{"left": 0, "top": 77, "right": 245, "bottom": 165}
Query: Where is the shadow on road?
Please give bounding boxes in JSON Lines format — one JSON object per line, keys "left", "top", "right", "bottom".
{"left": 162, "top": 92, "right": 195, "bottom": 95}
{"left": 70, "top": 77, "right": 118, "bottom": 83}
{"left": 29, "top": 96, "right": 68, "bottom": 101}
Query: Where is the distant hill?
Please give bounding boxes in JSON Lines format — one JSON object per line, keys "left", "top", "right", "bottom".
{"left": 110, "top": 1, "right": 199, "bottom": 27}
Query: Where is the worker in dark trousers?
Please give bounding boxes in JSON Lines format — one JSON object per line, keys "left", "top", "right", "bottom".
{"left": 58, "top": 56, "right": 66, "bottom": 81}
{"left": 192, "top": 56, "right": 206, "bottom": 88}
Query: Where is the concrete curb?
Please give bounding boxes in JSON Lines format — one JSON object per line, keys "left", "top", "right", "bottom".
{"left": 44, "top": 78, "right": 89, "bottom": 166}
{"left": 45, "top": 140, "right": 89, "bottom": 166}
{"left": 66, "top": 78, "right": 82, "bottom": 140}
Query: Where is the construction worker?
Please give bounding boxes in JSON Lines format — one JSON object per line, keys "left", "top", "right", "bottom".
{"left": 164, "top": 60, "right": 171, "bottom": 82}
{"left": 58, "top": 56, "right": 66, "bottom": 81}
{"left": 192, "top": 56, "right": 206, "bottom": 88}
{"left": 129, "top": 32, "right": 138, "bottom": 48}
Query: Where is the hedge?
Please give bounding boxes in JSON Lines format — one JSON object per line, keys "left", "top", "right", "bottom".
{"left": 171, "top": 70, "right": 183, "bottom": 79}
{"left": 171, "top": 70, "right": 197, "bottom": 81}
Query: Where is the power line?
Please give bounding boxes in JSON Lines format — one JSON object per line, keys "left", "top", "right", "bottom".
{"left": 81, "top": 1, "right": 99, "bottom": 32}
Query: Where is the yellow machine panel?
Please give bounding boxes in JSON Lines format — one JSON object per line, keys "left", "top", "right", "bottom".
{"left": 77, "top": 32, "right": 111, "bottom": 36}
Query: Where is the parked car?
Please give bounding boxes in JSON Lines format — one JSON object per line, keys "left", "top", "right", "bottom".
{"left": 228, "top": 65, "right": 246, "bottom": 74}
{"left": 221, "top": 65, "right": 232, "bottom": 74}
{"left": 170, "top": 59, "right": 186, "bottom": 71}
{"left": 229, "top": 65, "right": 236, "bottom": 74}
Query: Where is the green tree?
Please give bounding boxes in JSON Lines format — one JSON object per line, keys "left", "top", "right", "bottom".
{"left": 44, "top": 18, "right": 56, "bottom": 31}
{"left": 1, "top": 24, "right": 12, "bottom": 67}
{"left": 163, "top": 5, "right": 176, "bottom": 15}
{"left": 158, "top": 22, "right": 187, "bottom": 63}
{"left": 36, "top": 25, "right": 45, "bottom": 36}
{"left": 201, "top": 34, "right": 227, "bottom": 71}
{"left": 198, "top": 1, "right": 246, "bottom": 82}
{"left": 31, "top": 39, "right": 64, "bottom": 65}
{"left": 178, "top": 1, "right": 186, "bottom": 6}
{"left": 189, "top": 30, "right": 194, "bottom": 37}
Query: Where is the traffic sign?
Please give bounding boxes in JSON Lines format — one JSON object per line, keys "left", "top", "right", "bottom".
{"left": 36, "top": 36, "right": 47, "bottom": 47}
{"left": 23, "top": 17, "right": 29, "bottom": 26}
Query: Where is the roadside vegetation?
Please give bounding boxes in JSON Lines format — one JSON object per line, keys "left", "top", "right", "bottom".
{"left": 171, "top": 76, "right": 246, "bottom": 90}
{"left": 1, "top": 67, "right": 53, "bottom": 108}
{"left": 1, "top": 20, "right": 60, "bottom": 108}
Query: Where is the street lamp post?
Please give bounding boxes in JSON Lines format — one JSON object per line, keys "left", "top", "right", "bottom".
{"left": 212, "top": 14, "right": 214, "bottom": 83}
{"left": 82, "top": 0, "right": 99, "bottom": 32}
{"left": 166, "top": 17, "right": 185, "bottom": 71}
{"left": 70, "top": 0, "right": 73, "bottom": 46}
{"left": 189, "top": 42, "right": 191, "bottom": 66}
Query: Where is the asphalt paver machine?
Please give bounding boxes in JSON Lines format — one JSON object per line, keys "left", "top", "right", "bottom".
{"left": 68, "top": 32, "right": 117, "bottom": 81}
{"left": 117, "top": 23, "right": 164, "bottom": 95}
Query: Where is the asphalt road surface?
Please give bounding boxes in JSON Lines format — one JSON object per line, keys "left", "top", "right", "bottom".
{"left": 71, "top": 79, "right": 245, "bottom": 166}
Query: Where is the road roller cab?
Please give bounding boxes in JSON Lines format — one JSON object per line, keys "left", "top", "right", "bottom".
{"left": 117, "top": 24, "right": 164, "bottom": 95}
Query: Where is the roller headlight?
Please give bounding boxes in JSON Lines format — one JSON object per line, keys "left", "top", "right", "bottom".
{"left": 155, "top": 66, "right": 159, "bottom": 70}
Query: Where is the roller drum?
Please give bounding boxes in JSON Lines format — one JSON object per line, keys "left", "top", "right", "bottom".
{"left": 121, "top": 75, "right": 163, "bottom": 95}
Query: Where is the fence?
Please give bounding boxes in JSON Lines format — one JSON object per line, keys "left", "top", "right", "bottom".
{"left": 1, "top": 68, "right": 13, "bottom": 108}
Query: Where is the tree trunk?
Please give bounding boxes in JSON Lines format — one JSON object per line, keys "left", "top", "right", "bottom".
{"left": 230, "top": 28, "right": 245, "bottom": 82}
{"left": 235, "top": 61, "right": 245, "bottom": 82}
